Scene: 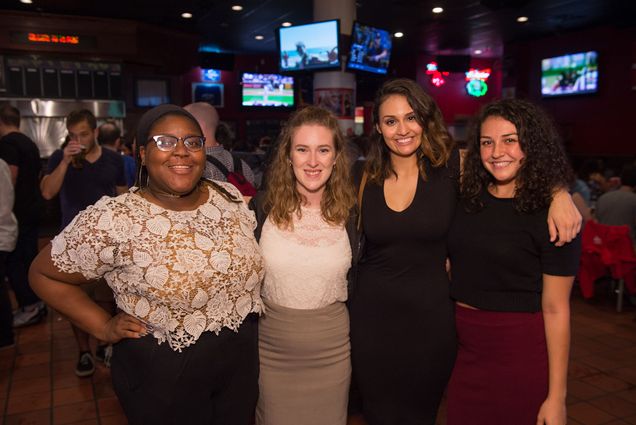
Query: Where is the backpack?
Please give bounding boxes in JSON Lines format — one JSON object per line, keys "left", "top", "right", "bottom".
{"left": 206, "top": 154, "right": 257, "bottom": 196}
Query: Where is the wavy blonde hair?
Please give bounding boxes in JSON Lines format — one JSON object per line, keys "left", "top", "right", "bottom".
{"left": 366, "top": 78, "right": 454, "bottom": 183}
{"left": 265, "top": 105, "right": 355, "bottom": 228}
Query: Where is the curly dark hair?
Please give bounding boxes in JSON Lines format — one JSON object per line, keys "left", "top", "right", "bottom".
{"left": 365, "top": 78, "right": 453, "bottom": 184}
{"left": 461, "top": 98, "right": 573, "bottom": 213}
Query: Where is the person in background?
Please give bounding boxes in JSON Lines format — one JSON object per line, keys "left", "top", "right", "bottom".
{"left": 98, "top": 120, "right": 136, "bottom": 188}
{"left": 183, "top": 102, "right": 256, "bottom": 187}
{"left": 0, "top": 158, "right": 18, "bottom": 349}
{"left": 215, "top": 121, "right": 234, "bottom": 151}
{"left": 579, "top": 159, "right": 609, "bottom": 211}
{"left": 349, "top": 79, "right": 582, "bottom": 425}
{"left": 595, "top": 164, "right": 636, "bottom": 243}
{"left": 447, "top": 99, "right": 581, "bottom": 425}
{"left": 40, "top": 109, "right": 127, "bottom": 377}
{"left": 250, "top": 106, "right": 357, "bottom": 425}
{"left": 0, "top": 104, "right": 45, "bottom": 328}
{"left": 30, "top": 104, "right": 263, "bottom": 425}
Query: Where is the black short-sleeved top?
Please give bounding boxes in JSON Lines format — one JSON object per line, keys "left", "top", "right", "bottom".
{"left": 46, "top": 147, "right": 126, "bottom": 228}
{"left": 0, "top": 132, "right": 42, "bottom": 225}
{"left": 448, "top": 190, "right": 582, "bottom": 312}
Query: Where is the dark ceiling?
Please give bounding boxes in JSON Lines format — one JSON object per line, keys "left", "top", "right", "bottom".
{"left": 2, "top": 0, "right": 633, "bottom": 58}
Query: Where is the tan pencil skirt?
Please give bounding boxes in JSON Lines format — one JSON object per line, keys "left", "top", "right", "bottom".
{"left": 256, "top": 299, "right": 351, "bottom": 425}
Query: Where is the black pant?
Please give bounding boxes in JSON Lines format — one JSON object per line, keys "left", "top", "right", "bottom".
{"left": 111, "top": 314, "right": 258, "bottom": 425}
{"left": 0, "top": 251, "right": 14, "bottom": 345}
{"left": 7, "top": 224, "right": 40, "bottom": 307}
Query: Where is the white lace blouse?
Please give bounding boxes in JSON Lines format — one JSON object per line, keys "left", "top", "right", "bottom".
{"left": 259, "top": 207, "right": 351, "bottom": 309}
{"left": 51, "top": 182, "right": 264, "bottom": 352}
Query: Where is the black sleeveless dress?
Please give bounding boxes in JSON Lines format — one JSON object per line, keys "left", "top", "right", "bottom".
{"left": 349, "top": 150, "right": 459, "bottom": 425}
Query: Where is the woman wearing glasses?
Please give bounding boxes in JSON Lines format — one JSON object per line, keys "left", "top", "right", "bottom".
{"left": 30, "top": 104, "right": 264, "bottom": 425}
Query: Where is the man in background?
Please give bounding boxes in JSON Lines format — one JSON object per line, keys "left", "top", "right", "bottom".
{"left": 0, "top": 158, "right": 18, "bottom": 348}
{"left": 98, "top": 120, "right": 136, "bottom": 187}
{"left": 596, "top": 164, "right": 636, "bottom": 243}
{"left": 0, "top": 104, "right": 45, "bottom": 328}
{"left": 183, "top": 102, "right": 256, "bottom": 186}
{"left": 41, "top": 109, "right": 126, "bottom": 377}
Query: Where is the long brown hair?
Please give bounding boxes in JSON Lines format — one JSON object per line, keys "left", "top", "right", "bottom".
{"left": 365, "top": 78, "right": 453, "bottom": 183}
{"left": 265, "top": 106, "right": 355, "bottom": 228}
{"left": 461, "top": 98, "right": 573, "bottom": 213}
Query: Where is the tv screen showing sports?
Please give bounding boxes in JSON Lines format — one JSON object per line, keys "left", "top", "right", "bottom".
{"left": 347, "top": 22, "right": 392, "bottom": 75}
{"left": 278, "top": 20, "right": 340, "bottom": 72}
{"left": 541, "top": 51, "right": 598, "bottom": 97}
{"left": 241, "top": 73, "right": 295, "bottom": 107}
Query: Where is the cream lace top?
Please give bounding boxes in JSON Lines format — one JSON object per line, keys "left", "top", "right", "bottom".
{"left": 259, "top": 207, "right": 351, "bottom": 309}
{"left": 51, "top": 182, "right": 264, "bottom": 352}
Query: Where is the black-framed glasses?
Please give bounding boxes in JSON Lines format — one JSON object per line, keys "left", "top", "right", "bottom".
{"left": 148, "top": 135, "right": 206, "bottom": 152}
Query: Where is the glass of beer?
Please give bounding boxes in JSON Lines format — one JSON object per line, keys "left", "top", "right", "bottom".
{"left": 71, "top": 145, "right": 87, "bottom": 169}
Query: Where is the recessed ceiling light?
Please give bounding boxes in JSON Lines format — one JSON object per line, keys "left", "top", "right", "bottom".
{"left": 474, "top": 49, "right": 483, "bottom": 55}
{"left": 517, "top": 16, "right": 529, "bottom": 22}
{"left": 20, "top": 0, "right": 33, "bottom": 3}
{"left": 432, "top": 7, "right": 444, "bottom": 14}
{"left": 181, "top": 12, "right": 193, "bottom": 19}
{"left": 254, "top": 35, "right": 264, "bottom": 40}
{"left": 232, "top": 5, "right": 243, "bottom": 11}
{"left": 282, "top": 22, "right": 292, "bottom": 27}
{"left": 394, "top": 32, "right": 404, "bottom": 38}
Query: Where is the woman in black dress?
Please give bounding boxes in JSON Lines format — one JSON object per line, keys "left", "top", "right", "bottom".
{"left": 349, "top": 79, "right": 582, "bottom": 425}
{"left": 349, "top": 79, "right": 458, "bottom": 424}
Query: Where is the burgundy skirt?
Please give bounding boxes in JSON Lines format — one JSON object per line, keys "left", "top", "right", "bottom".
{"left": 446, "top": 305, "right": 548, "bottom": 425}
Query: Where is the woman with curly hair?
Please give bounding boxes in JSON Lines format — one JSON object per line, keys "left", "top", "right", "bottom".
{"left": 249, "top": 105, "right": 357, "bottom": 425}
{"left": 349, "top": 79, "right": 581, "bottom": 425}
{"left": 446, "top": 98, "right": 581, "bottom": 425}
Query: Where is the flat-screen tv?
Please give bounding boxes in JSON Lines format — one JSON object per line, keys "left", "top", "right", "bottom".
{"left": 135, "top": 78, "right": 170, "bottom": 107}
{"left": 277, "top": 20, "right": 340, "bottom": 72}
{"left": 241, "top": 73, "right": 295, "bottom": 107}
{"left": 347, "top": 22, "right": 392, "bottom": 75}
{"left": 541, "top": 51, "right": 598, "bottom": 97}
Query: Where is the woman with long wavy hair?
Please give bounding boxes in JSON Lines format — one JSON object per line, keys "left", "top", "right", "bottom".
{"left": 349, "top": 79, "right": 582, "bottom": 425}
{"left": 249, "top": 105, "right": 357, "bottom": 425}
{"left": 446, "top": 99, "right": 580, "bottom": 425}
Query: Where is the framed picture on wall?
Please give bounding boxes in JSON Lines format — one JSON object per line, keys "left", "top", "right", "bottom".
{"left": 192, "top": 83, "right": 224, "bottom": 108}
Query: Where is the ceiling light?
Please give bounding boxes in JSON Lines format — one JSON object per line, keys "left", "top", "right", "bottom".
{"left": 517, "top": 16, "right": 529, "bottom": 22}
{"left": 254, "top": 35, "right": 264, "bottom": 40}
{"left": 231, "top": 5, "right": 243, "bottom": 11}
{"left": 20, "top": 0, "right": 33, "bottom": 3}
{"left": 432, "top": 7, "right": 444, "bottom": 14}
{"left": 181, "top": 12, "right": 193, "bottom": 19}
{"left": 474, "top": 49, "right": 483, "bottom": 55}
{"left": 394, "top": 32, "right": 404, "bottom": 38}
{"left": 282, "top": 22, "right": 292, "bottom": 27}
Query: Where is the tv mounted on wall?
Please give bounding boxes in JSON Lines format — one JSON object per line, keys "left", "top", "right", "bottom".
{"left": 541, "top": 51, "right": 598, "bottom": 97}
{"left": 277, "top": 20, "right": 340, "bottom": 72}
{"left": 347, "top": 22, "right": 392, "bottom": 75}
{"left": 241, "top": 72, "right": 295, "bottom": 107}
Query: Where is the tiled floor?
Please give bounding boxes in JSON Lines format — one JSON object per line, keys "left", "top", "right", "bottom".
{"left": 2, "top": 290, "right": 635, "bottom": 425}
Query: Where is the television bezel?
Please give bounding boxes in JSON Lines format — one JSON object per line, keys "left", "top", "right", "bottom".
{"left": 540, "top": 50, "right": 599, "bottom": 98}
{"left": 346, "top": 20, "right": 393, "bottom": 75}
{"left": 276, "top": 19, "right": 341, "bottom": 73}
{"left": 239, "top": 71, "right": 296, "bottom": 109}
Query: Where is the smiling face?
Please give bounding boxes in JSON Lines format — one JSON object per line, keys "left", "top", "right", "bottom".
{"left": 376, "top": 94, "right": 423, "bottom": 158}
{"left": 139, "top": 114, "right": 206, "bottom": 195}
{"left": 479, "top": 115, "right": 526, "bottom": 197}
{"left": 290, "top": 124, "right": 337, "bottom": 207}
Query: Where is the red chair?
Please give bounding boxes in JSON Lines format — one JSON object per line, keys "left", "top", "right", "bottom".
{"left": 578, "top": 221, "right": 636, "bottom": 312}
